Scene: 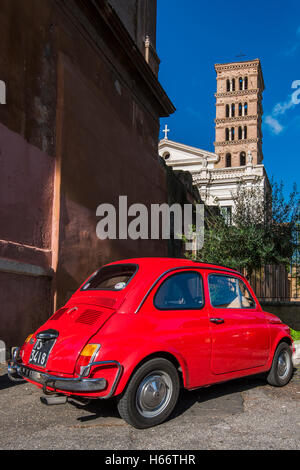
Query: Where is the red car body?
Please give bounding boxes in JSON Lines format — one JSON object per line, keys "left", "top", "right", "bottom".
{"left": 9, "top": 258, "right": 293, "bottom": 427}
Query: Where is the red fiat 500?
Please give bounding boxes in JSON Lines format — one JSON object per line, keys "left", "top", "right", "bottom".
{"left": 8, "top": 258, "right": 294, "bottom": 428}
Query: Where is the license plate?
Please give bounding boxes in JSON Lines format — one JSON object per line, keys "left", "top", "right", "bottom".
{"left": 29, "top": 338, "right": 56, "bottom": 368}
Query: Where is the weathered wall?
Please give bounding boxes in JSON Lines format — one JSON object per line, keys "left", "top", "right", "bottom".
{"left": 108, "top": 0, "right": 157, "bottom": 51}
{"left": 54, "top": 49, "right": 168, "bottom": 306}
{"left": 0, "top": 0, "right": 57, "bottom": 347}
{"left": 0, "top": 0, "right": 174, "bottom": 346}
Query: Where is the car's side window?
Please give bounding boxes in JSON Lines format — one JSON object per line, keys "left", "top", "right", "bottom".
{"left": 208, "top": 274, "right": 255, "bottom": 309}
{"left": 154, "top": 271, "right": 204, "bottom": 310}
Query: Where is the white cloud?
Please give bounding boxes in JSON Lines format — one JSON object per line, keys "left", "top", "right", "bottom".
{"left": 273, "top": 95, "right": 296, "bottom": 116}
{"left": 265, "top": 116, "right": 284, "bottom": 135}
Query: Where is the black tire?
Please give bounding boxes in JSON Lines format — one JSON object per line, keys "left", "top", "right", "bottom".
{"left": 117, "top": 358, "right": 180, "bottom": 429}
{"left": 266, "top": 342, "right": 293, "bottom": 387}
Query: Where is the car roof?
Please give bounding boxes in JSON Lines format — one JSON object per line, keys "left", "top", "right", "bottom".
{"left": 106, "top": 257, "right": 240, "bottom": 274}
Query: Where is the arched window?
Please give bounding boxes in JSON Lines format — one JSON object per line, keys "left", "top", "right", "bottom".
{"left": 225, "top": 128, "right": 230, "bottom": 141}
{"left": 238, "top": 126, "right": 243, "bottom": 140}
{"left": 231, "top": 104, "right": 235, "bottom": 117}
{"left": 226, "top": 153, "right": 232, "bottom": 168}
{"left": 244, "top": 102, "right": 248, "bottom": 116}
{"left": 239, "top": 77, "right": 243, "bottom": 91}
{"left": 226, "top": 104, "right": 230, "bottom": 117}
{"left": 232, "top": 79, "right": 235, "bottom": 91}
{"left": 244, "top": 126, "right": 247, "bottom": 139}
{"left": 227, "top": 79, "right": 230, "bottom": 92}
{"left": 231, "top": 127, "right": 235, "bottom": 141}
{"left": 238, "top": 103, "right": 242, "bottom": 117}
{"left": 240, "top": 151, "right": 246, "bottom": 166}
{"left": 244, "top": 77, "right": 248, "bottom": 90}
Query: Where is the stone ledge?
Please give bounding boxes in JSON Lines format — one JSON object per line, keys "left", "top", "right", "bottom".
{"left": 293, "top": 341, "right": 300, "bottom": 365}
{"left": 0, "top": 258, "right": 54, "bottom": 278}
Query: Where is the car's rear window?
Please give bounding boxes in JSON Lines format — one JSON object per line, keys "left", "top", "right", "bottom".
{"left": 81, "top": 264, "right": 138, "bottom": 291}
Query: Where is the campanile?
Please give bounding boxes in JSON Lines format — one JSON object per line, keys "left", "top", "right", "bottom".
{"left": 214, "top": 59, "right": 265, "bottom": 168}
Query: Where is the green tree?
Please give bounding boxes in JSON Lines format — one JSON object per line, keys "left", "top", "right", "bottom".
{"left": 187, "top": 180, "right": 299, "bottom": 279}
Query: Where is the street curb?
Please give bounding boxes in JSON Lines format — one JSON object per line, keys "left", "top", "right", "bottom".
{"left": 292, "top": 340, "right": 300, "bottom": 366}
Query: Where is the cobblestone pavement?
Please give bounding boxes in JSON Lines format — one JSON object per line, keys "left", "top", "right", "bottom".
{"left": 0, "top": 364, "right": 299, "bottom": 450}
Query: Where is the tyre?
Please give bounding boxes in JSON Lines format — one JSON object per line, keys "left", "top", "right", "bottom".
{"left": 117, "top": 358, "right": 180, "bottom": 429}
{"left": 266, "top": 342, "right": 293, "bottom": 387}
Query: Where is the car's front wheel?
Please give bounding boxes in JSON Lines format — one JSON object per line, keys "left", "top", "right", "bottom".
{"left": 266, "top": 342, "right": 293, "bottom": 387}
{"left": 117, "top": 358, "right": 180, "bottom": 429}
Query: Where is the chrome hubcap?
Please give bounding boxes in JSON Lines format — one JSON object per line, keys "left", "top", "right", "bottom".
{"left": 136, "top": 371, "right": 173, "bottom": 418}
{"left": 277, "top": 350, "right": 290, "bottom": 380}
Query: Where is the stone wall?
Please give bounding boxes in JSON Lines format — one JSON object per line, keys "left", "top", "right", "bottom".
{"left": 261, "top": 301, "right": 300, "bottom": 331}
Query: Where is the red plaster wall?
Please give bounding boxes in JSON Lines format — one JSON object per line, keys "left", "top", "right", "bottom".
{"left": 55, "top": 54, "right": 168, "bottom": 307}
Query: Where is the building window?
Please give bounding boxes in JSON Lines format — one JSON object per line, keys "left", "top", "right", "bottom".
{"left": 240, "top": 151, "right": 246, "bottom": 166}
{"left": 244, "top": 77, "right": 248, "bottom": 90}
{"left": 232, "top": 79, "right": 235, "bottom": 91}
{"left": 231, "top": 103, "right": 235, "bottom": 117}
{"left": 244, "top": 126, "right": 247, "bottom": 139}
{"left": 226, "top": 79, "right": 230, "bottom": 92}
{"left": 231, "top": 127, "right": 235, "bottom": 141}
{"left": 244, "top": 102, "right": 248, "bottom": 115}
{"left": 226, "top": 104, "right": 230, "bottom": 117}
{"left": 238, "top": 126, "right": 243, "bottom": 140}
{"left": 225, "top": 128, "right": 230, "bottom": 141}
{"left": 239, "top": 77, "right": 243, "bottom": 91}
{"left": 226, "top": 153, "right": 232, "bottom": 167}
{"left": 163, "top": 152, "right": 170, "bottom": 160}
{"left": 238, "top": 103, "right": 242, "bottom": 116}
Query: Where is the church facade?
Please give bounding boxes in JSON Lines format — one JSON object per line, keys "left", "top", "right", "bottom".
{"left": 159, "top": 59, "right": 270, "bottom": 221}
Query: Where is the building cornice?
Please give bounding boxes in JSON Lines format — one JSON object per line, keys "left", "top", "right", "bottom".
{"left": 192, "top": 164, "right": 266, "bottom": 185}
{"left": 55, "top": 0, "right": 175, "bottom": 117}
{"left": 159, "top": 139, "right": 219, "bottom": 161}
{"left": 215, "top": 89, "right": 261, "bottom": 98}
{"left": 215, "top": 115, "right": 258, "bottom": 124}
{"left": 214, "top": 138, "right": 260, "bottom": 147}
{"left": 215, "top": 59, "right": 261, "bottom": 72}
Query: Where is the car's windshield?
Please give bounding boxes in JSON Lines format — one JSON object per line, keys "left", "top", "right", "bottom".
{"left": 82, "top": 264, "right": 138, "bottom": 291}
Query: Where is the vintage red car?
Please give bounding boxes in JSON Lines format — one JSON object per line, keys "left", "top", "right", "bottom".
{"left": 8, "top": 257, "right": 294, "bottom": 428}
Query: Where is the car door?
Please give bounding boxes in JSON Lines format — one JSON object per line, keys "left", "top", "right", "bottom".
{"left": 141, "top": 269, "right": 212, "bottom": 388}
{"left": 206, "top": 271, "right": 270, "bottom": 375}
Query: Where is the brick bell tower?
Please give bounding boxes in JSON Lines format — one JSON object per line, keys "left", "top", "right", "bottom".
{"left": 214, "top": 59, "right": 265, "bottom": 168}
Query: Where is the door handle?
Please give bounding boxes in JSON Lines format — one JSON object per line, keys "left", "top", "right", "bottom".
{"left": 210, "top": 318, "right": 224, "bottom": 324}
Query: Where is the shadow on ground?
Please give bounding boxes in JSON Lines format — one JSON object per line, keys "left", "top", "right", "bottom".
{"left": 71, "top": 373, "right": 268, "bottom": 425}
{"left": 0, "top": 371, "right": 25, "bottom": 391}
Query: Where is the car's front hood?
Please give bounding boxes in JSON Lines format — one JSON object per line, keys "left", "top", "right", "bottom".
{"left": 22, "top": 304, "right": 115, "bottom": 374}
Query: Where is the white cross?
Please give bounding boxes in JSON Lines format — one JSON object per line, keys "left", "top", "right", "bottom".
{"left": 163, "top": 124, "right": 170, "bottom": 140}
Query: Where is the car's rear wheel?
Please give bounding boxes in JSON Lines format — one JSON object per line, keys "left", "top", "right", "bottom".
{"left": 117, "top": 358, "right": 180, "bottom": 429}
{"left": 266, "top": 342, "right": 293, "bottom": 387}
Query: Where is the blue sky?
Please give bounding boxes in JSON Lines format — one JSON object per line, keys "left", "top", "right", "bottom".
{"left": 157, "top": 0, "right": 300, "bottom": 196}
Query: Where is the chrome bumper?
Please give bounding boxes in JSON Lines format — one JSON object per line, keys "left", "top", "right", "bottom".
{"left": 8, "top": 348, "right": 122, "bottom": 398}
